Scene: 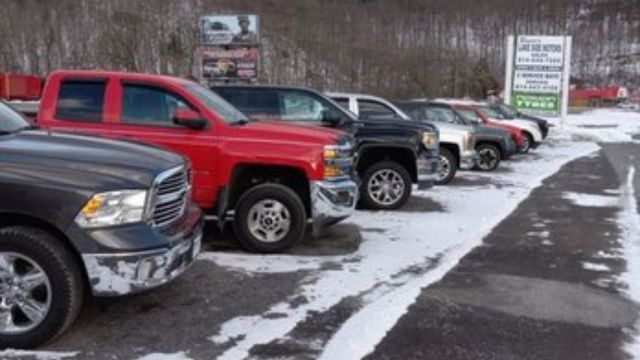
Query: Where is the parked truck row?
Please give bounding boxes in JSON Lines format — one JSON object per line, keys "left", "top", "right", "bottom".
{"left": 0, "top": 70, "right": 549, "bottom": 348}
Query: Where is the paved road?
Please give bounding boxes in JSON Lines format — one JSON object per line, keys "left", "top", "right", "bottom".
{"left": 368, "top": 143, "right": 640, "bottom": 360}
{"left": 26, "top": 142, "right": 639, "bottom": 360}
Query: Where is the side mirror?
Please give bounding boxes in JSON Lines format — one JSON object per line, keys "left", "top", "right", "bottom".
{"left": 322, "top": 110, "right": 343, "bottom": 126}
{"left": 173, "top": 109, "right": 207, "bottom": 130}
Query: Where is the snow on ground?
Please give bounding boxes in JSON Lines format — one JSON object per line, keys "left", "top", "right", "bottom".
{"left": 582, "top": 261, "right": 612, "bottom": 272}
{"left": 562, "top": 191, "right": 619, "bottom": 207}
{"left": 135, "top": 352, "right": 193, "bottom": 360}
{"left": 549, "top": 109, "right": 640, "bottom": 143}
{"left": 617, "top": 166, "right": 640, "bottom": 357}
{"left": 0, "top": 350, "right": 80, "bottom": 360}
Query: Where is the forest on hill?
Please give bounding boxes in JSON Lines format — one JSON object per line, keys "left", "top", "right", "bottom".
{"left": 1, "top": 0, "right": 638, "bottom": 98}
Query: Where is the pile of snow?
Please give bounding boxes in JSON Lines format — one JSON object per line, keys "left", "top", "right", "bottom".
{"left": 549, "top": 109, "right": 640, "bottom": 143}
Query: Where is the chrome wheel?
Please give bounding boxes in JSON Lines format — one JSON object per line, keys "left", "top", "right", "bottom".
{"left": 0, "top": 252, "right": 51, "bottom": 335}
{"left": 438, "top": 155, "right": 451, "bottom": 181}
{"left": 367, "top": 169, "right": 405, "bottom": 206}
{"left": 477, "top": 147, "right": 499, "bottom": 171}
{"left": 247, "top": 199, "right": 291, "bottom": 243}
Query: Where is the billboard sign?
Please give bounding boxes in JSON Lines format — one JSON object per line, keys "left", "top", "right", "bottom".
{"left": 200, "top": 15, "right": 259, "bottom": 46}
{"left": 201, "top": 47, "right": 259, "bottom": 80}
{"left": 505, "top": 35, "right": 572, "bottom": 117}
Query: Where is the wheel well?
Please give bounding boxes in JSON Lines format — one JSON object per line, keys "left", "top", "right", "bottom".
{"left": 440, "top": 143, "right": 460, "bottom": 166}
{"left": 476, "top": 140, "right": 504, "bottom": 157}
{"left": 357, "top": 147, "right": 417, "bottom": 182}
{"left": 227, "top": 165, "right": 311, "bottom": 216}
{"left": 0, "top": 213, "right": 90, "bottom": 291}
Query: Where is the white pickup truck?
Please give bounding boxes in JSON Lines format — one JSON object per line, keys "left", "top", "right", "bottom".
{"left": 326, "top": 92, "right": 477, "bottom": 184}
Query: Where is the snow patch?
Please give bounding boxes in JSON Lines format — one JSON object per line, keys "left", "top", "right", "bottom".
{"left": 0, "top": 350, "right": 80, "bottom": 360}
{"left": 582, "top": 262, "right": 612, "bottom": 272}
{"left": 618, "top": 166, "right": 640, "bottom": 357}
{"left": 135, "top": 352, "right": 193, "bottom": 360}
{"left": 562, "top": 192, "right": 619, "bottom": 208}
{"left": 551, "top": 110, "right": 640, "bottom": 143}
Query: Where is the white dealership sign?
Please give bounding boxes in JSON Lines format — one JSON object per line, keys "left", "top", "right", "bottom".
{"left": 505, "top": 35, "right": 572, "bottom": 118}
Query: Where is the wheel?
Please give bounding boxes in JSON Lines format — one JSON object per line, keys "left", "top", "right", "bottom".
{"left": 233, "top": 183, "right": 307, "bottom": 253}
{"left": 519, "top": 132, "right": 533, "bottom": 154}
{"left": 474, "top": 143, "right": 501, "bottom": 171}
{"left": 435, "top": 148, "right": 458, "bottom": 185}
{"left": 0, "top": 226, "right": 84, "bottom": 349}
{"left": 360, "top": 161, "right": 412, "bottom": 210}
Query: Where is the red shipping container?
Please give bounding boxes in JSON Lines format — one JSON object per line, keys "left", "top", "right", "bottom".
{"left": 0, "top": 73, "right": 42, "bottom": 101}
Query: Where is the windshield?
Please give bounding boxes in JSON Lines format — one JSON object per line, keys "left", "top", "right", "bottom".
{"left": 0, "top": 101, "right": 31, "bottom": 133}
{"left": 457, "top": 109, "right": 481, "bottom": 124}
{"left": 498, "top": 104, "right": 519, "bottom": 118}
{"left": 183, "top": 83, "right": 249, "bottom": 124}
{"left": 478, "top": 106, "right": 506, "bottom": 120}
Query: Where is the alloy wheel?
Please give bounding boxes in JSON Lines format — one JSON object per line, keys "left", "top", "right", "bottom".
{"left": 438, "top": 155, "right": 451, "bottom": 181}
{"left": 0, "top": 252, "right": 52, "bottom": 335}
{"left": 367, "top": 169, "right": 405, "bottom": 206}
{"left": 477, "top": 148, "right": 499, "bottom": 170}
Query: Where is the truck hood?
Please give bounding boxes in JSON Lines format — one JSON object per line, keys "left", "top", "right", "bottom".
{"left": 355, "top": 117, "right": 438, "bottom": 134}
{"left": 0, "top": 130, "right": 185, "bottom": 190}
{"left": 229, "top": 120, "right": 345, "bottom": 144}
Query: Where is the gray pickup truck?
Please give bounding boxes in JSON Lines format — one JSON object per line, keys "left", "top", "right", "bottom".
{"left": 0, "top": 101, "right": 203, "bottom": 348}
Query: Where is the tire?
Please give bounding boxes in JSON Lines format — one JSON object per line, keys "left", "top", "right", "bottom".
{"left": 0, "top": 226, "right": 84, "bottom": 349}
{"left": 360, "top": 161, "right": 412, "bottom": 210}
{"left": 474, "top": 143, "right": 501, "bottom": 172}
{"left": 435, "top": 148, "right": 458, "bottom": 185}
{"left": 519, "top": 132, "right": 533, "bottom": 154}
{"left": 233, "top": 183, "right": 307, "bottom": 253}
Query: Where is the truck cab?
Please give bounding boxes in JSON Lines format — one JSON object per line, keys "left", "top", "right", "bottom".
{"left": 326, "top": 93, "right": 477, "bottom": 185}
{"left": 211, "top": 85, "right": 440, "bottom": 210}
{"left": 35, "top": 70, "right": 359, "bottom": 253}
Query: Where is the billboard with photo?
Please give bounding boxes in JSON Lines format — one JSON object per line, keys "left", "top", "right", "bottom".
{"left": 200, "top": 15, "right": 260, "bottom": 46}
{"left": 201, "top": 47, "right": 259, "bottom": 81}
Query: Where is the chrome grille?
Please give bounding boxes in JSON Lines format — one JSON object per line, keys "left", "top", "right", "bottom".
{"left": 151, "top": 166, "right": 189, "bottom": 228}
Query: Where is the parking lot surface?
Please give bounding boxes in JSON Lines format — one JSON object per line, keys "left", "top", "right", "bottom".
{"left": 3, "top": 109, "right": 640, "bottom": 360}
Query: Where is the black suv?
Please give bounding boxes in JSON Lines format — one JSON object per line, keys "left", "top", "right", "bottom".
{"left": 0, "top": 102, "right": 203, "bottom": 348}
{"left": 211, "top": 85, "right": 439, "bottom": 210}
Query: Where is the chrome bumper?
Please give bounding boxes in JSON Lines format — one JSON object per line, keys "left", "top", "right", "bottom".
{"left": 82, "top": 227, "right": 203, "bottom": 297}
{"left": 460, "top": 150, "right": 478, "bottom": 170}
{"left": 310, "top": 179, "right": 359, "bottom": 226}
{"left": 417, "top": 150, "right": 439, "bottom": 189}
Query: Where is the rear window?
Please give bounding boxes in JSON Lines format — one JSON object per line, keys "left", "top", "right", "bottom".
{"left": 55, "top": 80, "right": 106, "bottom": 122}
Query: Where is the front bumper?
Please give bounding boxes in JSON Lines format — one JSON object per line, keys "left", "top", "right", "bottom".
{"left": 417, "top": 149, "right": 439, "bottom": 189}
{"left": 311, "top": 179, "right": 359, "bottom": 226}
{"left": 81, "top": 204, "right": 204, "bottom": 297}
{"left": 502, "top": 138, "right": 517, "bottom": 160}
{"left": 460, "top": 150, "right": 478, "bottom": 170}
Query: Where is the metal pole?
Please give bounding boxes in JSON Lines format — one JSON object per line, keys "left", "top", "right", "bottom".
{"left": 504, "top": 36, "right": 515, "bottom": 105}
{"left": 561, "top": 36, "right": 573, "bottom": 128}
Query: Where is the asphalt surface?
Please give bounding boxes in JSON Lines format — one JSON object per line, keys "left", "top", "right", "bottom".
{"left": 28, "top": 142, "right": 640, "bottom": 360}
{"left": 368, "top": 143, "right": 640, "bottom": 360}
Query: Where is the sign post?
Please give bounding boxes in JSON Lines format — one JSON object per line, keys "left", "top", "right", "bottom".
{"left": 504, "top": 35, "right": 572, "bottom": 119}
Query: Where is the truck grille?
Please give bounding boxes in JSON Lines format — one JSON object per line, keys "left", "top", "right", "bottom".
{"left": 151, "top": 166, "right": 189, "bottom": 228}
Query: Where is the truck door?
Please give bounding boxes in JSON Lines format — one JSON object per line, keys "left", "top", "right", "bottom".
{"left": 110, "top": 81, "right": 218, "bottom": 210}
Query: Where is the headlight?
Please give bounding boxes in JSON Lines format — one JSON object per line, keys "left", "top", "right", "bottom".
{"left": 421, "top": 132, "right": 438, "bottom": 150}
{"left": 323, "top": 144, "right": 354, "bottom": 180}
{"left": 75, "top": 190, "right": 148, "bottom": 228}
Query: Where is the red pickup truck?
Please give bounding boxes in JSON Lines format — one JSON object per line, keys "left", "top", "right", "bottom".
{"left": 29, "top": 70, "right": 359, "bottom": 253}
